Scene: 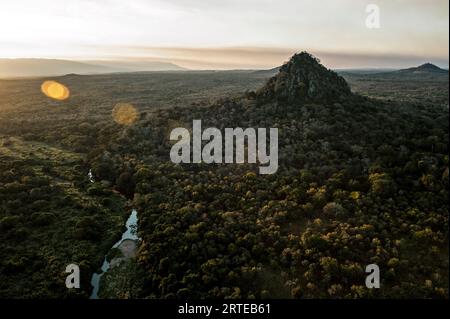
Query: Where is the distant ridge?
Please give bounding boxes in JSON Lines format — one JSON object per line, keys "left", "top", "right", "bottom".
{"left": 0, "top": 58, "right": 186, "bottom": 78}
{"left": 87, "top": 60, "right": 186, "bottom": 72}
{"left": 252, "top": 66, "right": 280, "bottom": 77}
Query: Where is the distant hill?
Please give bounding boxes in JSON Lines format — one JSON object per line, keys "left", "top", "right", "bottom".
{"left": 0, "top": 58, "right": 186, "bottom": 78}
{"left": 374, "top": 63, "right": 449, "bottom": 80}
{"left": 339, "top": 63, "right": 448, "bottom": 81}
{"left": 397, "top": 63, "right": 448, "bottom": 75}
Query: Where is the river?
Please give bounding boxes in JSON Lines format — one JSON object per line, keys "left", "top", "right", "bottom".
{"left": 89, "top": 209, "right": 139, "bottom": 299}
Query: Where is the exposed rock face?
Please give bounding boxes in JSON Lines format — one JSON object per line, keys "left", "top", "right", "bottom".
{"left": 256, "top": 52, "right": 352, "bottom": 104}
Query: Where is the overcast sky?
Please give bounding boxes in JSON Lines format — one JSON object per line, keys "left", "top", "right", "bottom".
{"left": 0, "top": 0, "right": 448, "bottom": 69}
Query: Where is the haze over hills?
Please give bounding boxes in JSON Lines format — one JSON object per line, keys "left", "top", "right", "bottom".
{"left": 0, "top": 58, "right": 186, "bottom": 78}
{"left": 86, "top": 60, "right": 187, "bottom": 72}
{"left": 1, "top": 56, "right": 448, "bottom": 79}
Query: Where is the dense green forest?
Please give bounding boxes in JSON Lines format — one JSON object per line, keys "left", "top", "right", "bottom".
{"left": 0, "top": 53, "right": 448, "bottom": 298}
{"left": 0, "top": 137, "right": 128, "bottom": 297}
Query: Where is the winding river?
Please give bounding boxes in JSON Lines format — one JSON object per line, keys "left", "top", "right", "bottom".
{"left": 87, "top": 170, "right": 140, "bottom": 299}
{"left": 90, "top": 209, "right": 139, "bottom": 299}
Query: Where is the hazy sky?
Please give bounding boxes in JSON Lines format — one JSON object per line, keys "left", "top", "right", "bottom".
{"left": 0, "top": 0, "right": 448, "bottom": 69}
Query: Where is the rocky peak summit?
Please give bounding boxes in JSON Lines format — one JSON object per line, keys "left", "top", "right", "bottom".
{"left": 256, "top": 52, "right": 352, "bottom": 104}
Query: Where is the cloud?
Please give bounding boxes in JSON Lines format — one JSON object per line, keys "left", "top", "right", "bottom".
{"left": 0, "top": 0, "right": 447, "bottom": 68}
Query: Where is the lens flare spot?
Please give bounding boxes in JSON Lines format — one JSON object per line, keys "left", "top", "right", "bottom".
{"left": 41, "top": 81, "right": 70, "bottom": 100}
{"left": 112, "top": 103, "right": 139, "bottom": 125}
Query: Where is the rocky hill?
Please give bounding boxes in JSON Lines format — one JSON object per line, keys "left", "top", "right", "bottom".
{"left": 256, "top": 52, "right": 352, "bottom": 104}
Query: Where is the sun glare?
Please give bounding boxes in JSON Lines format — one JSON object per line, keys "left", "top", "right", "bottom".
{"left": 41, "top": 81, "right": 70, "bottom": 100}
{"left": 112, "top": 103, "right": 139, "bottom": 125}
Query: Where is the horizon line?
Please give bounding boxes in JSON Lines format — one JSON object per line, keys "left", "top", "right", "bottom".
{"left": 1, "top": 46, "right": 449, "bottom": 70}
